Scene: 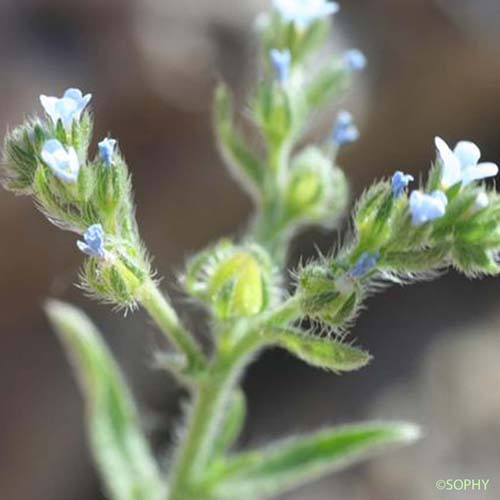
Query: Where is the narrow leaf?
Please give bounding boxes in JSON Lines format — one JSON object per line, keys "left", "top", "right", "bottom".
{"left": 46, "top": 300, "right": 166, "bottom": 500}
{"left": 214, "top": 85, "right": 264, "bottom": 195}
{"left": 212, "top": 422, "right": 420, "bottom": 500}
{"left": 305, "top": 62, "right": 348, "bottom": 109}
{"left": 273, "top": 327, "right": 371, "bottom": 373}
{"left": 211, "top": 390, "right": 247, "bottom": 458}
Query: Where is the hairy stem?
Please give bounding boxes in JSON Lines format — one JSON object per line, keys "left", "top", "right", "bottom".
{"left": 167, "top": 296, "right": 302, "bottom": 499}
{"left": 168, "top": 327, "right": 263, "bottom": 500}
{"left": 138, "top": 279, "right": 207, "bottom": 372}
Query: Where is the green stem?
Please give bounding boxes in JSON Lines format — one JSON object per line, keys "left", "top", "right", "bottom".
{"left": 168, "top": 328, "right": 262, "bottom": 500}
{"left": 253, "top": 140, "right": 293, "bottom": 264}
{"left": 167, "top": 296, "right": 302, "bottom": 499}
{"left": 138, "top": 279, "right": 207, "bottom": 372}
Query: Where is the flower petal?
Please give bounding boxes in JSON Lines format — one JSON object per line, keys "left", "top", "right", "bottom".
{"left": 435, "top": 136, "right": 462, "bottom": 187}
{"left": 462, "top": 162, "right": 499, "bottom": 185}
{"left": 453, "top": 141, "right": 481, "bottom": 168}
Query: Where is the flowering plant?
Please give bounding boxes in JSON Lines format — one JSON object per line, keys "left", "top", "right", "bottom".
{"left": 3, "top": 1, "right": 499, "bottom": 499}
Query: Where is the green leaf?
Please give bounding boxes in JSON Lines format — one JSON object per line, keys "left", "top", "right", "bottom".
{"left": 210, "top": 390, "right": 247, "bottom": 458}
{"left": 214, "top": 85, "right": 264, "bottom": 195}
{"left": 305, "top": 61, "right": 348, "bottom": 109}
{"left": 273, "top": 327, "right": 371, "bottom": 373}
{"left": 211, "top": 422, "right": 420, "bottom": 500}
{"left": 45, "top": 300, "right": 166, "bottom": 500}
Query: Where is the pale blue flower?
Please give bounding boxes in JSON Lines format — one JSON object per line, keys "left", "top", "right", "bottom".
{"left": 409, "top": 190, "right": 448, "bottom": 226}
{"left": 343, "top": 49, "right": 367, "bottom": 71}
{"left": 270, "top": 49, "right": 292, "bottom": 84}
{"left": 272, "top": 0, "right": 339, "bottom": 28}
{"left": 350, "top": 251, "right": 379, "bottom": 278}
{"left": 77, "top": 224, "right": 106, "bottom": 258}
{"left": 98, "top": 137, "right": 117, "bottom": 167}
{"left": 391, "top": 171, "right": 414, "bottom": 198}
{"left": 475, "top": 191, "right": 489, "bottom": 210}
{"left": 332, "top": 111, "right": 359, "bottom": 146}
{"left": 435, "top": 137, "right": 498, "bottom": 188}
{"left": 40, "top": 88, "right": 92, "bottom": 129}
{"left": 41, "top": 139, "right": 80, "bottom": 183}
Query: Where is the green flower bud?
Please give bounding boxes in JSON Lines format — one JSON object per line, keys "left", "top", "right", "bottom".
{"left": 254, "top": 82, "right": 293, "bottom": 145}
{"left": 284, "top": 147, "right": 348, "bottom": 227}
{"left": 2, "top": 119, "right": 47, "bottom": 193}
{"left": 298, "top": 264, "right": 360, "bottom": 326}
{"left": 185, "top": 241, "right": 274, "bottom": 320}
{"left": 354, "top": 182, "right": 394, "bottom": 250}
{"left": 80, "top": 243, "right": 150, "bottom": 310}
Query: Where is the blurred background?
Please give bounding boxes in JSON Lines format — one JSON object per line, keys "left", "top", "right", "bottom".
{"left": 1, "top": 0, "right": 500, "bottom": 499}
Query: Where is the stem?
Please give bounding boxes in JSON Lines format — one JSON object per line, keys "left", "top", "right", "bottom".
{"left": 168, "top": 328, "right": 262, "bottom": 500}
{"left": 253, "top": 140, "right": 292, "bottom": 264}
{"left": 167, "top": 296, "right": 302, "bottom": 499}
{"left": 138, "top": 279, "right": 207, "bottom": 372}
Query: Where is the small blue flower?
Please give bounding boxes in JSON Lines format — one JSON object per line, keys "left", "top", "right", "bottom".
{"left": 349, "top": 251, "right": 380, "bottom": 278}
{"left": 77, "top": 224, "right": 106, "bottom": 258}
{"left": 409, "top": 190, "right": 448, "bottom": 226}
{"left": 435, "top": 137, "right": 498, "bottom": 188}
{"left": 343, "top": 49, "right": 367, "bottom": 72}
{"left": 41, "top": 139, "right": 80, "bottom": 183}
{"left": 391, "top": 171, "right": 414, "bottom": 198}
{"left": 332, "top": 111, "right": 360, "bottom": 146}
{"left": 98, "top": 137, "right": 117, "bottom": 167}
{"left": 272, "top": 0, "right": 339, "bottom": 28}
{"left": 474, "top": 191, "right": 489, "bottom": 210}
{"left": 270, "top": 49, "right": 292, "bottom": 84}
{"left": 40, "top": 88, "right": 92, "bottom": 130}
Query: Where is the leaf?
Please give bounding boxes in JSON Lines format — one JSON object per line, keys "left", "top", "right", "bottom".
{"left": 214, "top": 85, "right": 264, "bottom": 195}
{"left": 273, "top": 327, "right": 371, "bottom": 373}
{"left": 211, "top": 422, "right": 420, "bottom": 500}
{"left": 305, "top": 61, "right": 348, "bottom": 109}
{"left": 210, "top": 390, "right": 247, "bottom": 458}
{"left": 45, "top": 300, "right": 166, "bottom": 500}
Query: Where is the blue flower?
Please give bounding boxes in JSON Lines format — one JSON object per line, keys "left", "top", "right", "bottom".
{"left": 77, "top": 224, "right": 106, "bottom": 258}
{"left": 272, "top": 0, "right": 339, "bottom": 28}
{"left": 391, "top": 171, "right": 414, "bottom": 198}
{"left": 41, "top": 139, "right": 80, "bottom": 183}
{"left": 343, "top": 49, "right": 367, "bottom": 72}
{"left": 98, "top": 137, "right": 117, "bottom": 167}
{"left": 350, "top": 251, "right": 380, "bottom": 278}
{"left": 475, "top": 191, "right": 489, "bottom": 210}
{"left": 435, "top": 137, "right": 498, "bottom": 188}
{"left": 40, "top": 88, "right": 92, "bottom": 129}
{"left": 332, "top": 111, "right": 360, "bottom": 146}
{"left": 409, "top": 190, "right": 448, "bottom": 226}
{"left": 270, "top": 49, "right": 292, "bottom": 84}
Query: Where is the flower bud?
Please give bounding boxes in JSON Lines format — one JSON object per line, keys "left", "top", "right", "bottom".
{"left": 185, "top": 241, "right": 274, "bottom": 320}
{"left": 284, "top": 147, "right": 348, "bottom": 227}
{"left": 298, "top": 264, "right": 360, "bottom": 326}
{"left": 2, "top": 119, "right": 47, "bottom": 193}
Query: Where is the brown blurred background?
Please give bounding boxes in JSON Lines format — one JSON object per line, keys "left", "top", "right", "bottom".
{"left": 1, "top": 0, "right": 500, "bottom": 499}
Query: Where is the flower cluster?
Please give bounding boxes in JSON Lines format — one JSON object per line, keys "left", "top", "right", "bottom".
{"left": 2, "top": 87, "right": 151, "bottom": 308}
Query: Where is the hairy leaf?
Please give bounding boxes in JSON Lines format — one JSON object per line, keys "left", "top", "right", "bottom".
{"left": 46, "top": 300, "right": 166, "bottom": 500}
{"left": 211, "top": 422, "right": 420, "bottom": 500}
